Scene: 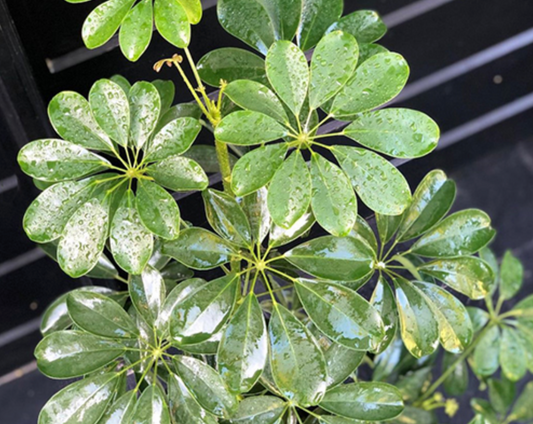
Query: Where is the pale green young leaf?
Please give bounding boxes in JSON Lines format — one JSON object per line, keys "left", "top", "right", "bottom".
{"left": 358, "top": 43, "right": 389, "bottom": 65}
{"left": 327, "top": 10, "right": 387, "bottom": 44}
{"left": 111, "top": 75, "right": 132, "bottom": 94}
{"left": 154, "top": 0, "right": 191, "bottom": 48}
{"left": 472, "top": 325, "right": 500, "bottom": 377}
{"left": 119, "top": 0, "right": 153, "bottom": 62}
{"left": 297, "top": 0, "right": 343, "bottom": 51}
{"left": 500, "top": 326, "right": 526, "bottom": 381}
{"left": 178, "top": 0, "right": 202, "bottom": 24}
{"left": 82, "top": 0, "right": 135, "bottom": 49}
{"left": 215, "top": 111, "right": 290, "bottom": 145}
{"left": 147, "top": 155, "right": 208, "bottom": 191}
{"left": 509, "top": 381, "right": 533, "bottom": 422}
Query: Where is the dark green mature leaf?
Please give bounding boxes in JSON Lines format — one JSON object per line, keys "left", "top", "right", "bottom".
{"left": 500, "top": 250, "right": 523, "bottom": 300}
{"left": 324, "top": 342, "right": 365, "bottom": 388}
{"left": 350, "top": 215, "right": 378, "bottom": 254}
{"left": 411, "top": 209, "right": 496, "bottom": 257}
{"left": 82, "top": 0, "right": 135, "bottom": 49}
{"left": 57, "top": 198, "right": 109, "bottom": 278}
{"left": 344, "top": 109, "right": 439, "bottom": 159}
{"left": 129, "top": 81, "right": 161, "bottom": 149}
{"left": 472, "top": 325, "right": 500, "bottom": 377}
{"left": 333, "top": 146, "right": 411, "bottom": 216}
{"left": 296, "top": 279, "right": 384, "bottom": 350}
{"left": 297, "top": 0, "right": 343, "bottom": 51}
{"left": 320, "top": 382, "right": 403, "bottom": 421}
{"left": 129, "top": 265, "right": 166, "bottom": 325}
{"left": 269, "top": 304, "right": 327, "bottom": 406}
{"left": 471, "top": 399, "right": 499, "bottom": 424}
{"left": 388, "top": 406, "right": 437, "bottom": 424}
{"left": 98, "top": 391, "right": 137, "bottom": 424}
{"left": 376, "top": 213, "right": 402, "bottom": 245}
{"left": 216, "top": 111, "right": 290, "bottom": 145}
{"left": 443, "top": 352, "right": 469, "bottom": 396}
{"left": 147, "top": 155, "right": 208, "bottom": 192}
{"left": 241, "top": 188, "right": 271, "bottom": 244}
{"left": 111, "top": 74, "right": 131, "bottom": 93}
{"left": 48, "top": 91, "right": 112, "bottom": 151}
{"left": 509, "top": 381, "right": 533, "bottom": 422}
{"left": 310, "top": 153, "right": 357, "bottom": 237}
{"left": 67, "top": 291, "right": 138, "bottom": 339}
{"left": 268, "top": 150, "right": 312, "bottom": 228}
{"left": 154, "top": 0, "right": 191, "bottom": 48}
{"left": 396, "top": 366, "right": 432, "bottom": 403}
{"left": 269, "top": 210, "right": 315, "bottom": 248}
{"left": 419, "top": 257, "right": 494, "bottom": 300}
{"left": 228, "top": 396, "right": 286, "bottom": 424}
{"left": 184, "top": 145, "right": 237, "bottom": 174}
{"left": 309, "top": 31, "right": 359, "bottom": 109}
{"left": 218, "top": 294, "right": 268, "bottom": 393}
{"left": 136, "top": 180, "right": 181, "bottom": 240}
{"left": 500, "top": 326, "right": 526, "bottom": 381}
{"left": 174, "top": 356, "right": 238, "bottom": 417}
{"left": 331, "top": 53, "right": 409, "bottom": 119}
{"left": 414, "top": 282, "right": 473, "bottom": 353}
{"left": 328, "top": 10, "right": 387, "bottom": 44}
{"left": 119, "top": 0, "right": 153, "bottom": 62}
{"left": 168, "top": 373, "right": 217, "bottom": 424}
{"left": 198, "top": 48, "right": 267, "bottom": 87}
{"left": 38, "top": 373, "right": 119, "bottom": 424}
{"left": 286, "top": 235, "right": 374, "bottom": 281}
{"left": 358, "top": 43, "right": 389, "bottom": 66}
{"left": 131, "top": 385, "right": 171, "bottom": 424}
{"left": 152, "top": 79, "right": 176, "bottom": 114}
{"left": 170, "top": 274, "right": 238, "bottom": 345}
{"left": 18, "top": 139, "right": 108, "bottom": 182}
{"left": 146, "top": 117, "right": 201, "bottom": 162}
{"left": 203, "top": 189, "right": 252, "bottom": 248}
{"left": 370, "top": 277, "right": 398, "bottom": 354}
{"left": 487, "top": 377, "right": 515, "bottom": 415}
{"left": 397, "top": 170, "right": 456, "bottom": 241}
{"left": 35, "top": 331, "right": 123, "bottom": 378}
{"left": 394, "top": 278, "right": 439, "bottom": 358}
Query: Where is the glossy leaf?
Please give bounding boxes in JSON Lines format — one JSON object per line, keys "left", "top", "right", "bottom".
{"left": 443, "top": 352, "right": 469, "bottom": 396}
{"left": 98, "top": 391, "right": 137, "bottom": 424}
{"left": 67, "top": 291, "right": 138, "bottom": 339}
{"left": 344, "top": 109, "right": 439, "bottom": 158}
{"left": 38, "top": 373, "right": 119, "bottom": 424}
{"left": 500, "top": 250, "right": 523, "bottom": 300}
{"left": 129, "top": 265, "right": 166, "bottom": 325}
{"left": 147, "top": 155, "right": 208, "bottom": 191}
{"left": 129, "top": 81, "right": 161, "bottom": 149}
{"left": 376, "top": 213, "right": 402, "bottom": 245}
{"left": 216, "top": 111, "right": 289, "bottom": 146}
{"left": 358, "top": 43, "right": 389, "bottom": 65}
{"left": 169, "top": 274, "right": 238, "bottom": 345}
{"left": 509, "top": 381, "right": 533, "bottom": 422}
{"left": 333, "top": 146, "right": 411, "bottom": 215}
{"left": 500, "top": 326, "right": 526, "bottom": 381}
{"left": 131, "top": 385, "right": 171, "bottom": 424}
{"left": 394, "top": 278, "right": 439, "bottom": 358}
{"left": 488, "top": 377, "right": 515, "bottom": 415}
{"left": 228, "top": 396, "right": 286, "bottom": 424}
{"left": 82, "top": 0, "right": 135, "bottom": 49}
{"left": 397, "top": 170, "right": 456, "bottom": 241}
{"left": 119, "top": 0, "right": 153, "bottom": 62}
{"left": 286, "top": 235, "right": 374, "bottom": 281}
{"left": 297, "top": 0, "right": 343, "bottom": 51}
{"left": 467, "top": 306, "right": 490, "bottom": 333}
{"left": 411, "top": 209, "right": 496, "bottom": 257}
{"left": 154, "top": 0, "right": 191, "bottom": 48}
{"left": 472, "top": 325, "right": 500, "bottom": 377}
{"left": 350, "top": 215, "right": 378, "bottom": 254}
{"left": 331, "top": 53, "right": 409, "bottom": 119}
{"left": 218, "top": 294, "right": 268, "bottom": 393}
{"left": 168, "top": 373, "right": 217, "bottom": 424}
{"left": 153, "top": 80, "right": 175, "bottom": 114}
{"left": 327, "top": 10, "right": 387, "bottom": 43}
{"left": 269, "top": 210, "right": 315, "bottom": 248}
{"left": 146, "top": 117, "right": 201, "bottom": 161}
{"left": 18, "top": 139, "right": 108, "bottom": 182}
{"left": 319, "top": 382, "right": 403, "bottom": 421}
{"left": 241, "top": 188, "right": 271, "bottom": 244}
{"left": 310, "top": 153, "right": 357, "bottom": 237}
{"left": 296, "top": 279, "right": 384, "bottom": 350}
{"left": 35, "top": 331, "right": 123, "bottom": 378}
{"left": 184, "top": 145, "right": 237, "bottom": 173}
{"left": 324, "top": 342, "right": 365, "bottom": 388}
{"left": 136, "top": 180, "right": 181, "bottom": 240}
{"left": 269, "top": 304, "right": 327, "bottom": 406}
{"left": 309, "top": 31, "right": 359, "bottom": 109}
{"left": 268, "top": 151, "right": 312, "bottom": 228}
{"left": 370, "top": 277, "right": 398, "bottom": 354}
{"left": 174, "top": 356, "right": 238, "bottom": 417}
{"left": 178, "top": 0, "right": 202, "bottom": 24}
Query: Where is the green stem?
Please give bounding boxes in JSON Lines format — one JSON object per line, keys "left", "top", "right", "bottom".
{"left": 390, "top": 255, "right": 423, "bottom": 280}
{"left": 215, "top": 139, "right": 234, "bottom": 195}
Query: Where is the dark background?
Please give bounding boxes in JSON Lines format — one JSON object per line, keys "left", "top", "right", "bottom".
{"left": 0, "top": 0, "right": 532, "bottom": 422}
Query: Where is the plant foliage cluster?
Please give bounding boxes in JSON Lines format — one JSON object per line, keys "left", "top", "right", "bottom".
{"left": 16, "top": 0, "right": 533, "bottom": 423}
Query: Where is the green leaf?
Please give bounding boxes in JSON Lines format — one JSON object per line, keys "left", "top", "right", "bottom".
{"left": 203, "top": 189, "right": 252, "bottom": 247}
{"left": 397, "top": 170, "right": 456, "bottom": 241}
{"left": 269, "top": 304, "right": 327, "bottom": 406}
{"left": 358, "top": 43, "right": 389, "bottom": 65}
{"left": 228, "top": 396, "right": 286, "bottom": 424}
{"left": 344, "top": 109, "right": 439, "bottom": 158}
{"left": 319, "top": 382, "right": 403, "bottom": 421}
{"left": 509, "top": 381, "right": 533, "bottom": 422}
{"left": 268, "top": 150, "right": 312, "bottom": 228}
{"left": 411, "top": 209, "right": 496, "bottom": 257}
{"left": 82, "top": 0, "right": 135, "bottom": 49}
{"left": 197, "top": 48, "right": 267, "bottom": 87}
{"left": 136, "top": 180, "right": 181, "bottom": 240}
{"left": 119, "top": 0, "right": 153, "bottom": 62}
{"left": 309, "top": 31, "right": 359, "bottom": 109}
{"left": 419, "top": 257, "right": 494, "bottom": 300}
{"left": 296, "top": 279, "right": 384, "bottom": 350}
{"left": 396, "top": 366, "right": 432, "bottom": 403}
{"left": 443, "top": 352, "right": 469, "bottom": 396}
{"left": 154, "top": 0, "right": 191, "bottom": 48}
{"left": 269, "top": 210, "right": 315, "bottom": 248}
{"left": 488, "top": 377, "right": 515, "bottom": 415}
{"left": 218, "top": 294, "right": 268, "bottom": 393}
{"left": 111, "top": 75, "right": 132, "bottom": 94}
{"left": 500, "top": 250, "right": 523, "bottom": 300}
{"left": 324, "top": 342, "right": 365, "bottom": 388}
{"left": 98, "top": 391, "right": 137, "bottom": 424}
{"left": 310, "top": 153, "right": 357, "bottom": 237}
{"left": 146, "top": 117, "right": 201, "bottom": 162}
{"left": 470, "top": 399, "right": 499, "bottom": 424}
{"left": 129, "top": 81, "right": 161, "bottom": 149}
{"left": 38, "top": 373, "right": 119, "bottom": 424}
{"left": 35, "top": 331, "right": 123, "bottom": 378}
{"left": 376, "top": 213, "right": 402, "bottom": 245}
{"left": 240, "top": 188, "right": 271, "bottom": 245}
{"left": 168, "top": 373, "right": 217, "bottom": 424}
{"left": 131, "top": 385, "right": 171, "bottom": 424}
{"left": 472, "top": 325, "right": 500, "bottom": 377}
{"left": 153, "top": 80, "right": 176, "bottom": 113}
{"left": 467, "top": 306, "right": 490, "bottom": 333}
{"left": 170, "top": 274, "right": 238, "bottom": 345}
{"left": 266, "top": 41, "right": 309, "bottom": 116}
{"left": 297, "top": 0, "right": 343, "bottom": 51}
{"left": 327, "top": 10, "right": 387, "bottom": 44}
{"left": 333, "top": 146, "right": 411, "bottom": 216}
{"left": 388, "top": 406, "right": 437, "bottom": 424}
{"left": 414, "top": 282, "right": 473, "bottom": 353}
{"left": 286, "top": 235, "right": 374, "bottom": 281}
{"left": 216, "top": 111, "right": 289, "bottom": 146}
{"left": 174, "top": 356, "right": 238, "bottom": 417}
{"left": 89, "top": 79, "right": 130, "bottom": 146}
{"left": 500, "top": 326, "right": 526, "bottom": 381}
{"left": 48, "top": 91, "right": 112, "bottom": 151}
{"left": 178, "top": 0, "right": 202, "bottom": 24}
{"left": 147, "top": 155, "right": 208, "bottom": 191}
{"left": 370, "top": 277, "right": 398, "bottom": 354}
{"left": 129, "top": 265, "right": 166, "bottom": 325}
{"left": 162, "top": 227, "right": 236, "bottom": 270}
{"left": 18, "top": 139, "right": 108, "bottom": 182}
{"left": 57, "top": 198, "right": 109, "bottom": 278}
{"left": 331, "top": 53, "right": 409, "bottom": 119}
{"left": 67, "top": 291, "right": 138, "bottom": 339}
{"left": 184, "top": 145, "right": 237, "bottom": 173}
{"left": 350, "top": 215, "right": 378, "bottom": 254}
{"left": 394, "top": 278, "right": 439, "bottom": 358}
